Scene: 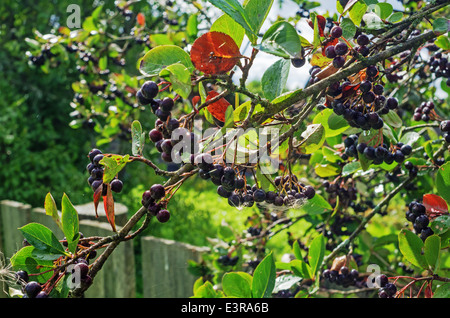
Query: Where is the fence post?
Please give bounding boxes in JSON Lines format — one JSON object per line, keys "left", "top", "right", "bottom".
{"left": 141, "top": 236, "right": 210, "bottom": 298}
{"left": 0, "top": 201, "right": 32, "bottom": 298}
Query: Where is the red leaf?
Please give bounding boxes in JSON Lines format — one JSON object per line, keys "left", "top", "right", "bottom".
{"left": 192, "top": 95, "right": 201, "bottom": 107}
{"left": 190, "top": 31, "right": 241, "bottom": 75}
{"left": 205, "top": 91, "right": 230, "bottom": 122}
{"left": 103, "top": 184, "right": 117, "bottom": 232}
{"left": 137, "top": 13, "right": 145, "bottom": 26}
{"left": 93, "top": 183, "right": 103, "bottom": 218}
{"left": 423, "top": 194, "right": 449, "bottom": 217}
{"left": 307, "top": 15, "right": 326, "bottom": 37}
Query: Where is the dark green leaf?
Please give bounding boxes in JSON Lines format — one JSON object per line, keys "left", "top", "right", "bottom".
{"left": 308, "top": 234, "right": 325, "bottom": 279}
{"left": 252, "top": 252, "right": 276, "bottom": 298}
{"left": 18, "top": 223, "right": 67, "bottom": 256}
{"left": 256, "top": 21, "right": 303, "bottom": 58}
{"left": 398, "top": 229, "right": 427, "bottom": 269}
{"left": 261, "top": 58, "right": 290, "bottom": 101}
{"left": 424, "top": 235, "right": 441, "bottom": 272}
{"left": 10, "top": 246, "right": 55, "bottom": 284}
{"left": 207, "top": 0, "right": 255, "bottom": 39}
{"left": 436, "top": 162, "right": 450, "bottom": 205}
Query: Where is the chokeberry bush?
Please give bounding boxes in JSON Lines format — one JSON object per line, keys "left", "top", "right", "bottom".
{"left": 2, "top": 0, "right": 450, "bottom": 299}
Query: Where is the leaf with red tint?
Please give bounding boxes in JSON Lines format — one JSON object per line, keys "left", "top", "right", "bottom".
{"left": 103, "top": 184, "right": 117, "bottom": 232}
{"left": 137, "top": 13, "right": 145, "bottom": 26}
{"left": 205, "top": 91, "right": 230, "bottom": 122}
{"left": 190, "top": 31, "right": 241, "bottom": 74}
{"left": 423, "top": 194, "right": 449, "bottom": 218}
{"left": 307, "top": 15, "right": 326, "bottom": 37}
{"left": 93, "top": 183, "right": 103, "bottom": 218}
{"left": 192, "top": 95, "right": 201, "bottom": 107}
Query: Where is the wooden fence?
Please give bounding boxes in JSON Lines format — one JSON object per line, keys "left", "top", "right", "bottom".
{"left": 0, "top": 200, "right": 209, "bottom": 298}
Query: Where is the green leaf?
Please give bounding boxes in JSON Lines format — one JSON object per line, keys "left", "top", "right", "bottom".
{"left": 433, "top": 283, "right": 450, "bottom": 298}
{"left": 99, "top": 55, "right": 108, "bottom": 71}
{"left": 289, "top": 259, "right": 312, "bottom": 279}
{"left": 131, "top": 120, "right": 144, "bottom": 156}
{"left": 341, "top": 18, "right": 356, "bottom": 40}
{"left": 423, "top": 140, "right": 434, "bottom": 162}
{"left": 308, "top": 234, "right": 325, "bottom": 279}
{"left": 44, "top": 192, "right": 62, "bottom": 230}
{"left": 273, "top": 274, "right": 302, "bottom": 294}
{"left": 243, "top": 0, "right": 274, "bottom": 44}
{"left": 293, "top": 240, "right": 303, "bottom": 260}
{"left": 18, "top": 223, "right": 67, "bottom": 256}
{"left": 362, "top": 12, "right": 384, "bottom": 30}
{"left": 435, "top": 35, "right": 450, "bottom": 50}
{"left": 299, "top": 124, "right": 326, "bottom": 154}
{"left": 100, "top": 154, "right": 131, "bottom": 184}
{"left": 61, "top": 193, "right": 79, "bottom": 254}
{"left": 139, "top": 45, "right": 194, "bottom": 77}
{"left": 311, "top": 12, "right": 321, "bottom": 49}
{"left": 314, "top": 163, "right": 341, "bottom": 178}
{"left": 322, "top": 146, "right": 343, "bottom": 163}
{"left": 207, "top": 0, "right": 255, "bottom": 39}
{"left": 386, "top": 11, "right": 403, "bottom": 23}
{"left": 256, "top": 21, "right": 303, "bottom": 58}
{"left": 159, "top": 63, "right": 192, "bottom": 100}
{"left": 222, "top": 272, "right": 253, "bottom": 298}
{"left": 223, "top": 105, "right": 235, "bottom": 129}
{"left": 424, "top": 235, "right": 441, "bottom": 272}
{"left": 349, "top": 1, "right": 367, "bottom": 26}
{"left": 433, "top": 18, "right": 449, "bottom": 35}
{"left": 261, "top": 58, "right": 290, "bottom": 101}
{"left": 313, "top": 109, "right": 350, "bottom": 138}
{"left": 436, "top": 162, "right": 450, "bottom": 205}
{"left": 186, "top": 14, "right": 199, "bottom": 40}
{"left": 210, "top": 13, "right": 245, "bottom": 48}
{"left": 252, "top": 252, "right": 276, "bottom": 298}
{"left": 430, "top": 215, "right": 450, "bottom": 235}
{"left": 374, "top": 3, "right": 392, "bottom": 20}
{"left": 10, "top": 246, "right": 55, "bottom": 284}
{"left": 382, "top": 110, "right": 402, "bottom": 129}
{"left": 342, "top": 161, "right": 362, "bottom": 176}
{"left": 398, "top": 229, "right": 427, "bottom": 269}
{"left": 399, "top": 131, "right": 420, "bottom": 147}
{"left": 192, "top": 281, "right": 221, "bottom": 298}
{"left": 298, "top": 193, "right": 332, "bottom": 215}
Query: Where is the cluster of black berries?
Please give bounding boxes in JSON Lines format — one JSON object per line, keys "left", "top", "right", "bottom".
{"left": 195, "top": 154, "right": 316, "bottom": 209}
{"left": 429, "top": 52, "right": 450, "bottom": 86}
{"left": 86, "top": 148, "right": 123, "bottom": 193}
{"left": 329, "top": 69, "right": 399, "bottom": 131}
{"left": 217, "top": 254, "right": 239, "bottom": 266}
{"left": 376, "top": 274, "right": 397, "bottom": 298}
{"left": 141, "top": 184, "right": 171, "bottom": 223}
{"left": 406, "top": 201, "right": 434, "bottom": 241}
{"left": 440, "top": 120, "right": 450, "bottom": 143}
{"left": 14, "top": 271, "right": 47, "bottom": 298}
{"left": 68, "top": 258, "right": 93, "bottom": 290}
{"left": 323, "top": 179, "right": 357, "bottom": 207}
{"left": 351, "top": 138, "right": 412, "bottom": 165}
{"left": 404, "top": 160, "right": 419, "bottom": 177}
{"left": 139, "top": 80, "right": 183, "bottom": 163}
{"left": 325, "top": 36, "right": 348, "bottom": 69}
{"left": 322, "top": 266, "right": 360, "bottom": 288}
{"left": 413, "top": 101, "right": 437, "bottom": 122}
{"left": 247, "top": 226, "right": 262, "bottom": 237}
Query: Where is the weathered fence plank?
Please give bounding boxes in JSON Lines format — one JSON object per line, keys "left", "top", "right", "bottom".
{"left": 79, "top": 220, "right": 136, "bottom": 298}
{"left": 141, "top": 236, "right": 210, "bottom": 298}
